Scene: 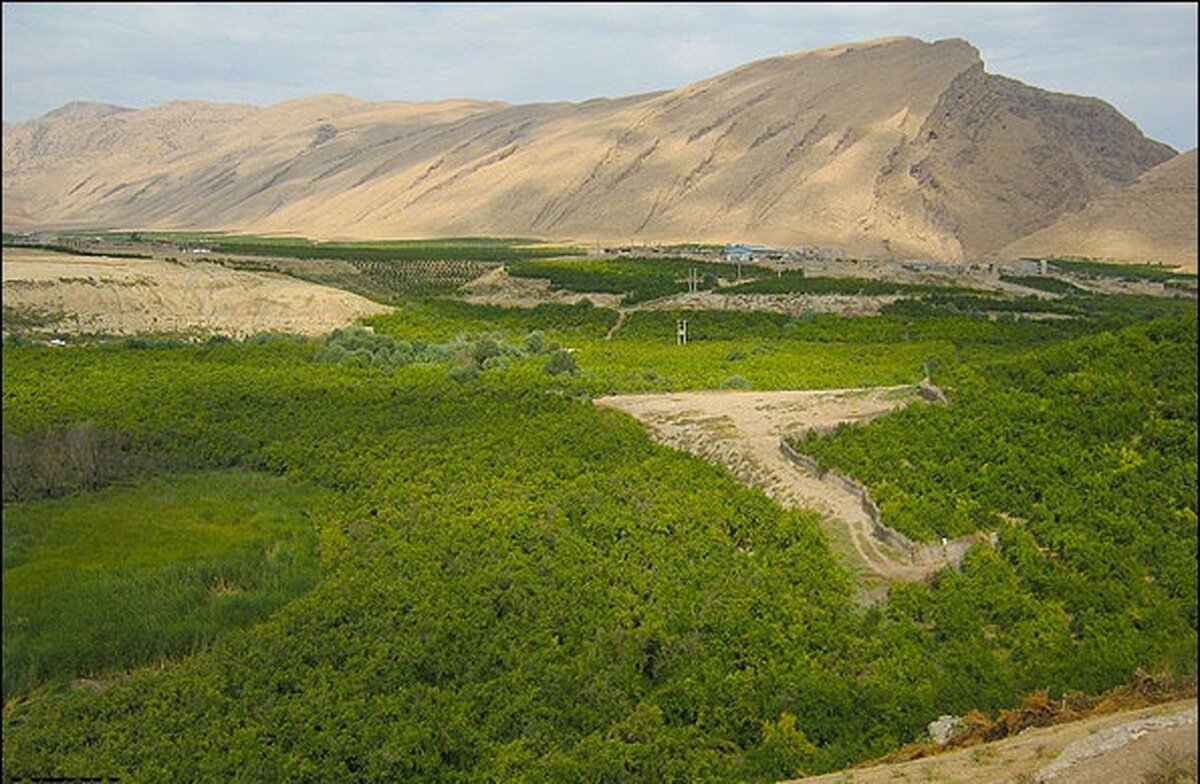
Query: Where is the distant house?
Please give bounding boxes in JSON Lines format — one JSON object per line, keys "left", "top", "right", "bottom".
{"left": 1016, "top": 259, "right": 1049, "bottom": 275}
{"left": 902, "top": 259, "right": 954, "bottom": 274}
{"left": 786, "top": 246, "right": 841, "bottom": 263}
{"left": 723, "top": 244, "right": 754, "bottom": 263}
{"left": 723, "top": 244, "right": 785, "bottom": 263}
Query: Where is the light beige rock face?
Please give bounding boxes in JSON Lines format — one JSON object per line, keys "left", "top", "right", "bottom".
{"left": 3, "top": 37, "right": 1182, "bottom": 263}
{"left": 997, "top": 149, "right": 1198, "bottom": 272}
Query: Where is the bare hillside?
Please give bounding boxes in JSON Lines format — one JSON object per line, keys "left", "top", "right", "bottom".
{"left": 998, "top": 149, "right": 1198, "bottom": 272}
{"left": 3, "top": 37, "right": 1179, "bottom": 261}
{"left": 1, "top": 248, "right": 390, "bottom": 337}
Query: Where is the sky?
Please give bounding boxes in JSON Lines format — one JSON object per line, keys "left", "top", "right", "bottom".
{"left": 3, "top": 3, "right": 1197, "bottom": 151}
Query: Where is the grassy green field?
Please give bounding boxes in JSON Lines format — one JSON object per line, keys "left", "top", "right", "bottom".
{"left": 506, "top": 256, "right": 761, "bottom": 304}
{"left": 1, "top": 244, "right": 1196, "bottom": 781}
{"left": 999, "top": 273, "right": 1090, "bottom": 295}
{"left": 359, "top": 300, "right": 1121, "bottom": 393}
{"left": 723, "top": 271, "right": 977, "bottom": 296}
{"left": 3, "top": 471, "right": 325, "bottom": 700}
{"left": 106, "top": 232, "right": 586, "bottom": 262}
{"left": 1043, "top": 257, "right": 1196, "bottom": 282}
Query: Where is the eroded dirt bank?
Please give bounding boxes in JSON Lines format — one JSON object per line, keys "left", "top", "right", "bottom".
{"left": 594, "top": 387, "right": 951, "bottom": 585}
{"left": 2, "top": 248, "right": 390, "bottom": 337}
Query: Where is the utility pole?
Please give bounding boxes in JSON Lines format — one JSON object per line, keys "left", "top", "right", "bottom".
{"left": 676, "top": 319, "right": 688, "bottom": 346}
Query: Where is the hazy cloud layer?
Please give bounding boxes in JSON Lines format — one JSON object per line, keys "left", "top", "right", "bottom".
{"left": 3, "top": 3, "right": 1196, "bottom": 150}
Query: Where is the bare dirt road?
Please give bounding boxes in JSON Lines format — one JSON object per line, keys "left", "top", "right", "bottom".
{"left": 595, "top": 387, "right": 944, "bottom": 587}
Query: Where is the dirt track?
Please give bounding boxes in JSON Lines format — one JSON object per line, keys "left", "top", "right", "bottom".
{"left": 595, "top": 387, "right": 943, "bottom": 585}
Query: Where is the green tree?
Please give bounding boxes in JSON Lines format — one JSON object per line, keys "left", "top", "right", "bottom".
{"left": 544, "top": 349, "right": 577, "bottom": 376}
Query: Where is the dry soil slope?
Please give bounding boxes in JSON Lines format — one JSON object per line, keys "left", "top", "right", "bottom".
{"left": 788, "top": 698, "right": 1197, "bottom": 784}
{"left": 3, "top": 37, "right": 1175, "bottom": 261}
{"left": 997, "top": 149, "right": 1198, "bottom": 272}
{"left": 1, "top": 95, "right": 506, "bottom": 231}
{"left": 1, "top": 248, "right": 390, "bottom": 337}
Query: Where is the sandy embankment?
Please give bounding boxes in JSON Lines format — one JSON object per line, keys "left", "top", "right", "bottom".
{"left": 1, "top": 248, "right": 390, "bottom": 337}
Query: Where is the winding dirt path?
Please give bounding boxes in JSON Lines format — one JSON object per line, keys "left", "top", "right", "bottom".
{"left": 604, "top": 309, "right": 629, "bottom": 340}
{"left": 595, "top": 387, "right": 944, "bottom": 584}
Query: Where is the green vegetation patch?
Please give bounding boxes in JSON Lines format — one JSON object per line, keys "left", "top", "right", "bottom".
{"left": 794, "top": 313, "right": 1198, "bottom": 543}
{"left": 568, "top": 338, "right": 946, "bottom": 393}
{"left": 146, "top": 233, "right": 584, "bottom": 263}
{"left": 883, "top": 292, "right": 1198, "bottom": 324}
{"left": 0, "top": 282, "right": 1194, "bottom": 781}
{"left": 999, "top": 274, "right": 1090, "bottom": 295}
{"left": 209, "top": 254, "right": 500, "bottom": 300}
{"left": 725, "top": 271, "right": 976, "bottom": 296}
{"left": 789, "top": 314, "right": 1198, "bottom": 692}
{"left": 316, "top": 325, "right": 576, "bottom": 381}
{"left": 365, "top": 298, "right": 618, "bottom": 343}
{"left": 1044, "top": 257, "right": 1195, "bottom": 282}
{"left": 617, "top": 309, "right": 1087, "bottom": 346}
{"left": 506, "top": 257, "right": 758, "bottom": 304}
{"left": 2, "top": 470, "right": 325, "bottom": 699}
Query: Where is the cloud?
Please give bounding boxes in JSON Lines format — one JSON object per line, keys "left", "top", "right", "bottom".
{"left": 2, "top": 3, "right": 1195, "bottom": 149}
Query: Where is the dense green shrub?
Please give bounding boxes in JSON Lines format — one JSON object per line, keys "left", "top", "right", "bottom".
{"left": 544, "top": 349, "right": 578, "bottom": 375}
{"left": 1, "top": 296, "right": 1194, "bottom": 781}
{"left": 792, "top": 315, "right": 1198, "bottom": 694}
{"left": 507, "top": 257, "right": 758, "bottom": 304}
{"left": 448, "top": 361, "right": 481, "bottom": 383}
{"left": 726, "top": 272, "right": 974, "bottom": 296}
{"left": 999, "top": 274, "right": 1088, "bottom": 295}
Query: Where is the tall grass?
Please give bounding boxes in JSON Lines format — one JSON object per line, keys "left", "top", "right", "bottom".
{"left": 2, "top": 470, "right": 325, "bottom": 699}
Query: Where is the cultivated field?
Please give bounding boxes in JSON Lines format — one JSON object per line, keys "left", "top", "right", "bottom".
{"left": 2, "top": 234, "right": 1195, "bottom": 782}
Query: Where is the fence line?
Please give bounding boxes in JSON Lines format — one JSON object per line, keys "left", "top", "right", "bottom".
{"left": 779, "top": 439, "right": 996, "bottom": 567}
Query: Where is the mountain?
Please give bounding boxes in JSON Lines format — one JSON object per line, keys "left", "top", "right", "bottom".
{"left": 3, "top": 36, "right": 1188, "bottom": 263}
{"left": 997, "top": 149, "right": 1197, "bottom": 272}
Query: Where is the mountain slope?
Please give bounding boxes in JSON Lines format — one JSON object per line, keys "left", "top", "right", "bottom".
{"left": 997, "top": 149, "right": 1198, "bottom": 272}
{"left": 3, "top": 37, "right": 1181, "bottom": 261}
